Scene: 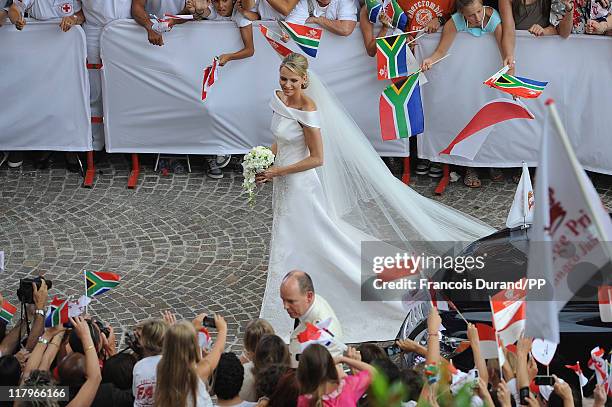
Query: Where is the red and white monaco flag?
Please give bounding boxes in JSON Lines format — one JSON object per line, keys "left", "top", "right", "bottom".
{"left": 201, "top": 58, "right": 219, "bottom": 102}
{"left": 525, "top": 101, "right": 612, "bottom": 343}
{"left": 490, "top": 279, "right": 526, "bottom": 346}
{"left": 565, "top": 362, "right": 589, "bottom": 387}
{"left": 506, "top": 162, "right": 534, "bottom": 229}
{"left": 439, "top": 98, "right": 534, "bottom": 160}
{"left": 475, "top": 323, "right": 498, "bottom": 360}
{"left": 599, "top": 286, "right": 612, "bottom": 322}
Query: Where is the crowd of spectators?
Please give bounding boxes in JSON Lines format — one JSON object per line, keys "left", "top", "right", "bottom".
{"left": 0, "top": 272, "right": 610, "bottom": 407}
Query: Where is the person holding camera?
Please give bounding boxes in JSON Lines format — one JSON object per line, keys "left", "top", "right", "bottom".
{"left": 24, "top": 279, "right": 49, "bottom": 352}
{"left": 132, "top": 318, "right": 168, "bottom": 407}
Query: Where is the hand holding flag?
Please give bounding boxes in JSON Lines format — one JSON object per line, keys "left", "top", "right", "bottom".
{"left": 202, "top": 57, "right": 219, "bottom": 102}
{"left": 297, "top": 318, "right": 347, "bottom": 353}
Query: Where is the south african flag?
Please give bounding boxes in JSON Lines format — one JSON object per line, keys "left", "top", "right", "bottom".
{"left": 485, "top": 73, "right": 548, "bottom": 99}
{"left": 376, "top": 33, "right": 408, "bottom": 80}
{"left": 44, "top": 297, "right": 69, "bottom": 328}
{"left": 278, "top": 21, "right": 323, "bottom": 58}
{"left": 85, "top": 271, "right": 121, "bottom": 297}
{"left": 0, "top": 300, "right": 17, "bottom": 325}
{"left": 379, "top": 73, "right": 424, "bottom": 140}
{"left": 383, "top": 0, "right": 408, "bottom": 31}
{"left": 366, "top": 0, "right": 383, "bottom": 23}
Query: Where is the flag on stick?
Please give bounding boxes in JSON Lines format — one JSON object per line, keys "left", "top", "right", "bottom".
{"left": 506, "top": 162, "right": 535, "bottom": 228}
{"left": 439, "top": 98, "right": 534, "bottom": 160}
{"left": 379, "top": 74, "right": 424, "bottom": 140}
{"left": 490, "top": 279, "right": 526, "bottom": 346}
{"left": 85, "top": 271, "right": 121, "bottom": 297}
{"left": 0, "top": 300, "right": 17, "bottom": 325}
{"left": 376, "top": 33, "right": 408, "bottom": 80}
{"left": 278, "top": 21, "right": 323, "bottom": 58}
{"left": 201, "top": 58, "right": 219, "bottom": 102}
{"left": 45, "top": 297, "right": 69, "bottom": 328}
{"left": 525, "top": 100, "right": 612, "bottom": 343}
{"left": 259, "top": 25, "right": 293, "bottom": 58}
{"left": 366, "top": 0, "right": 383, "bottom": 23}
{"left": 383, "top": 0, "right": 408, "bottom": 30}
{"left": 297, "top": 318, "right": 347, "bottom": 353}
{"left": 484, "top": 68, "right": 548, "bottom": 99}
{"left": 565, "top": 362, "right": 589, "bottom": 388}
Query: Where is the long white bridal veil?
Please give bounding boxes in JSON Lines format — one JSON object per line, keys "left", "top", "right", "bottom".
{"left": 305, "top": 69, "right": 496, "bottom": 253}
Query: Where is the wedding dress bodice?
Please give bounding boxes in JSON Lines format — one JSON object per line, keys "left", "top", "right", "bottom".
{"left": 269, "top": 90, "right": 321, "bottom": 167}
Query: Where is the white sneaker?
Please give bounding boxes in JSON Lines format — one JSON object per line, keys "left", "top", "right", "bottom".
{"left": 215, "top": 155, "right": 231, "bottom": 169}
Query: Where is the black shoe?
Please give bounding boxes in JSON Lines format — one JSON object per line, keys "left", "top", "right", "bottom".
{"left": 34, "top": 152, "right": 53, "bottom": 170}
{"left": 65, "top": 153, "right": 81, "bottom": 173}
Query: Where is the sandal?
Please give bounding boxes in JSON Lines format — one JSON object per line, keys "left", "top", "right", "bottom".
{"left": 489, "top": 168, "right": 504, "bottom": 182}
{"left": 464, "top": 167, "right": 481, "bottom": 188}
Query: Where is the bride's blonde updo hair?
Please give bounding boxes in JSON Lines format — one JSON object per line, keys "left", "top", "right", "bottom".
{"left": 281, "top": 53, "right": 309, "bottom": 89}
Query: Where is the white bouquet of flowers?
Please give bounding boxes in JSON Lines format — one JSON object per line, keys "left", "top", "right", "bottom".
{"left": 242, "top": 146, "right": 275, "bottom": 206}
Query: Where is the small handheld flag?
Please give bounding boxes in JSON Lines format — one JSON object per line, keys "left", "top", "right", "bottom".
{"left": 383, "top": 0, "right": 408, "bottom": 30}
{"left": 297, "top": 318, "right": 347, "bottom": 352}
{"left": 0, "top": 300, "right": 17, "bottom": 325}
{"left": 379, "top": 74, "right": 424, "bottom": 140}
{"left": 376, "top": 33, "right": 408, "bottom": 80}
{"left": 259, "top": 25, "right": 293, "bottom": 58}
{"left": 85, "top": 271, "right": 121, "bottom": 297}
{"left": 278, "top": 21, "right": 323, "bottom": 58}
{"left": 484, "top": 67, "right": 548, "bottom": 99}
{"left": 202, "top": 58, "right": 219, "bottom": 102}
{"left": 45, "top": 297, "right": 69, "bottom": 328}
{"left": 440, "top": 98, "right": 534, "bottom": 159}
{"left": 366, "top": 0, "right": 383, "bottom": 23}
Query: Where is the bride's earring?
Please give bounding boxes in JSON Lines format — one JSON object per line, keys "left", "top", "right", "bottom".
{"left": 302, "top": 80, "right": 308, "bottom": 89}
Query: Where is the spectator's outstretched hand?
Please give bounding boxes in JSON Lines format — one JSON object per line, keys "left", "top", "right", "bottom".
{"left": 33, "top": 279, "right": 48, "bottom": 310}
{"left": 593, "top": 384, "right": 607, "bottom": 407}
{"left": 496, "top": 380, "right": 512, "bottom": 407}
{"left": 516, "top": 336, "right": 532, "bottom": 355}
{"left": 192, "top": 313, "right": 206, "bottom": 330}
{"left": 552, "top": 375, "right": 573, "bottom": 404}
{"left": 345, "top": 346, "right": 361, "bottom": 361}
{"left": 71, "top": 316, "right": 91, "bottom": 341}
{"left": 524, "top": 395, "right": 539, "bottom": 407}
{"left": 397, "top": 338, "right": 419, "bottom": 353}
{"left": 162, "top": 310, "right": 177, "bottom": 326}
{"left": 467, "top": 322, "right": 479, "bottom": 344}
{"left": 425, "top": 17, "right": 440, "bottom": 33}
{"left": 420, "top": 57, "right": 434, "bottom": 72}
{"left": 213, "top": 314, "right": 227, "bottom": 334}
{"left": 103, "top": 325, "right": 117, "bottom": 356}
{"left": 427, "top": 305, "right": 441, "bottom": 332}
{"left": 148, "top": 29, "right": 164, "bottom": 46}
{"left": 218, "top": 54, "right": 231, "bottom": 66}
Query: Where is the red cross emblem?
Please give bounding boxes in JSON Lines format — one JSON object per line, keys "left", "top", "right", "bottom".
{"left": 61, "top": 2, "right": 72, "bottom": 14}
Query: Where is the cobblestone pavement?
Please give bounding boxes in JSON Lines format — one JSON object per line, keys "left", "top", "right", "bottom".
{"left": 1, "top": 153, "right": 611, "bottom": 351}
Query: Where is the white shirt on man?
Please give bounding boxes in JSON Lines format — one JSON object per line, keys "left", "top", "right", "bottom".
{"left": 17, "top": 0, "right": 81, "bottom": 20}
{"left": 132, "top": 355, "right": 161, "bottom": 407}
{"left": 206, "top": 4, "right": 251, "bottom": 27}
{"left": 145, "top": 0, "right": 185, "bottom": 16}
{"left": 80, "top": 0, "right": 131, "bottom": 26}
{"left": 286, "top": 0, "right": 356, "bottom": 25}
{"left": 288, "top": 294, "right": 343, "bottom": 368}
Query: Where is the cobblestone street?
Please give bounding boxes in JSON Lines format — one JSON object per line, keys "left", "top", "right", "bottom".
{"left": 1, "top": 153, "right": 611, "bottom": 351}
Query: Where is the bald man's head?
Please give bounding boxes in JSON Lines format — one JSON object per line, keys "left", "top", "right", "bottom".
{"left": 280, "top": 270, "right": 315, "bottom": 319}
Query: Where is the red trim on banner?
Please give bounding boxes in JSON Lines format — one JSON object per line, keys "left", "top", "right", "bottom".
{"left": 82, "top": 151, "right": 95, "bottom": 189}
{"left": 91, "top": 117, "right": 103, "bottom": 124}
{"left": 86, "top": 63, "right": 103, "bottom": 69}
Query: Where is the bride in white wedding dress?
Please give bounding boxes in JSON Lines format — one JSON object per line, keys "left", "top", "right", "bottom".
{"left": 257, "top": 53, "right": 496, "bottom": 344}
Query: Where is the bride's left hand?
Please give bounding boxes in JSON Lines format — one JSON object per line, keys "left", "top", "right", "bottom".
{"left": 256, "top": 166, "right": 282, "bottom": 185}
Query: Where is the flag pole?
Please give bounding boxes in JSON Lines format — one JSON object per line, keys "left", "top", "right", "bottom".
{"left": 577, "top": 361, "right": 584, "bottom": 400}
{"left": 488, "top": 295, "right": 503, "bottom": 381}
{"left": 546, "top": 100, "right": 612, "bottom": 260}
{"left": 83, "top": 269, "right": 88, "bottom": 315}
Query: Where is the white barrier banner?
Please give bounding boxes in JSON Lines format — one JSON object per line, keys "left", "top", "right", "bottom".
{"left": 0, "top": 20, "right": 92, "bottom": 151}
{"left": 416, "top": 31, "right": 612, "bottom": 175}
{"left": 100, "top": 20, "right": 410, "bottom": 156}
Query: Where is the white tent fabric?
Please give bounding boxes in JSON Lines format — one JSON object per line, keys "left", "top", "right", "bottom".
{"left": 0, "top": 20, "right": 92, "bottom": 151}
{"left": 416, "top": 31, "right": 612, "bottom": 176}
{"left": 100, "top": 20, "right": 410, "bottom": 156}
